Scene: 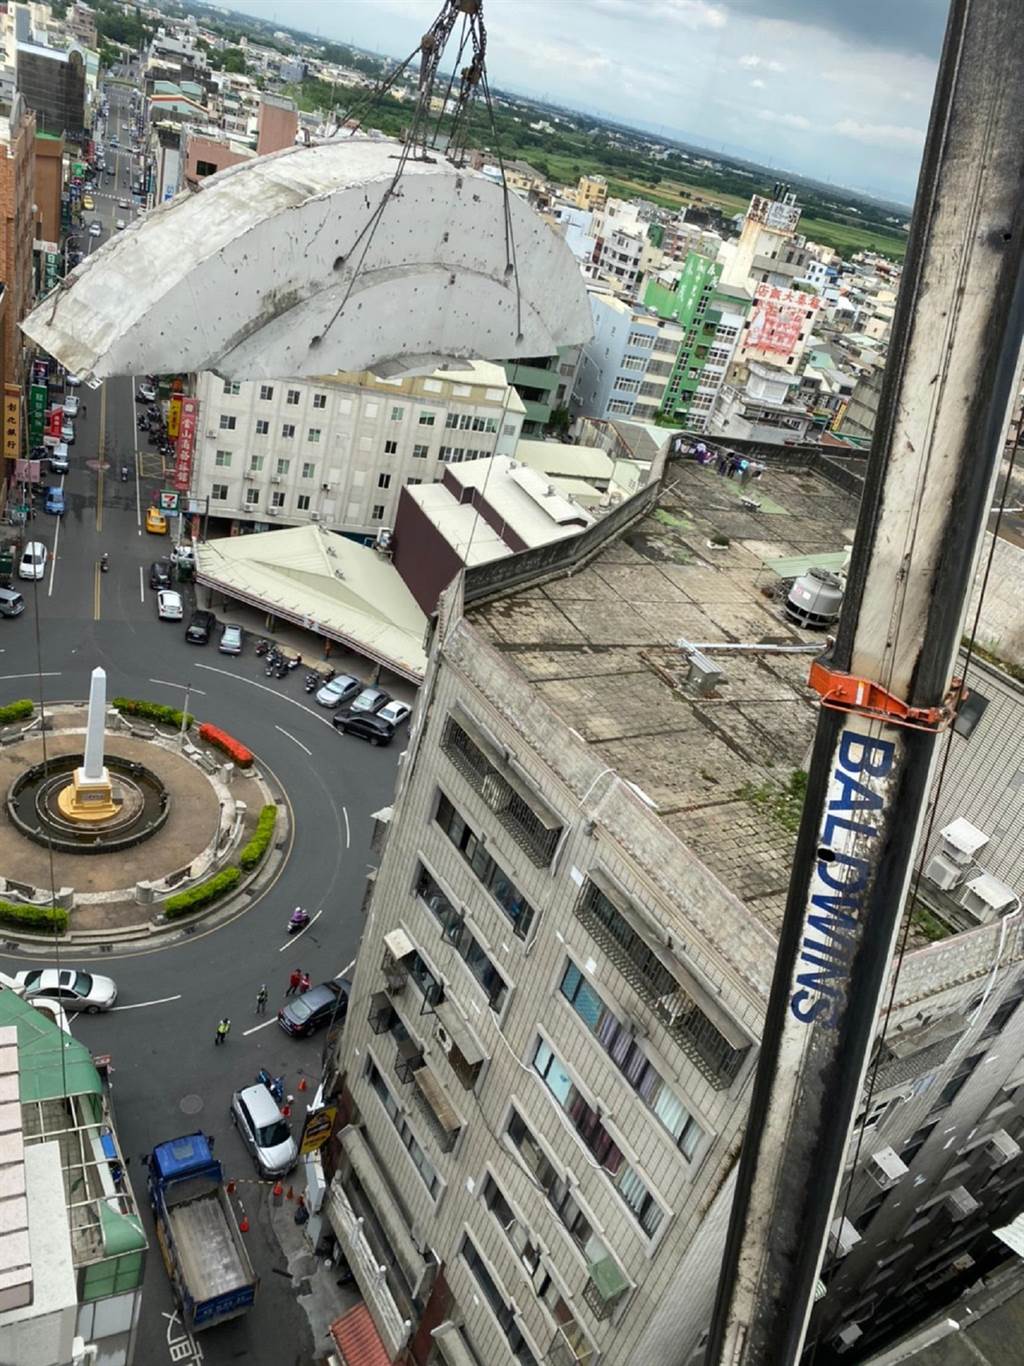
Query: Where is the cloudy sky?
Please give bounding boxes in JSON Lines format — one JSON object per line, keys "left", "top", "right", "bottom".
{"left": 229, "top": 0, "right": 950, "bottom": 202}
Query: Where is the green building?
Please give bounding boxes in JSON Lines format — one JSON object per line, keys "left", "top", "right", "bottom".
{"left": 644, "top": 253, "right": 751, "bottom": 431}
{"left": 503, "top": 346, "right": 578, "bottom": 436}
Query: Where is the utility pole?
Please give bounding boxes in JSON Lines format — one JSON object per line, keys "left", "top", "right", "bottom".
{"left": 706, "top": 2, "right": 1024, "bottom": 1363}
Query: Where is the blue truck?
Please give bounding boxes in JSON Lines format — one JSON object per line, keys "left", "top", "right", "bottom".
{"left": 148, "top": 1132, "right": 258, "bottom": 1331}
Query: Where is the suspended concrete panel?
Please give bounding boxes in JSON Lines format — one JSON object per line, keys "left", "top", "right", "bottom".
{"left": 22, "top": 137, "right": 593, "bottom": 383}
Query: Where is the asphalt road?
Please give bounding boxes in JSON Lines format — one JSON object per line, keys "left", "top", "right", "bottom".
{"left": 2, "top": 84, "right": 401, "bottom": 1366}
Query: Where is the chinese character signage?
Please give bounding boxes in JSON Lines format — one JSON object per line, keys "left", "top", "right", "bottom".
{"left": 299, "top": 1106, "right": 337, "bottom": 1155}
{"left": 45, "top": 253, "right": 61, "bottom": 288}
{"left": 747, "top": 284, "right": 821, "bottom": 359}
{"left": 166, "top": 395, "right": 182, "bottom": 439}
{"left": 49, "top": 407, "right": 64, "bottom": 438}
{"left": 173, "top": 397, "right": 198, "bottom": 492}
{"left": 4, "top": 389, "right": 21, "bottom": 461}
{"left": 29, "top": 385, "right": 48, "bottom": 446}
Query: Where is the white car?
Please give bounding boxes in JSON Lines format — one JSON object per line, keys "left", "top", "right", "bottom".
{"left": 63, "top": 394, "right": 80, "bottom": 417}
{"left": 118, "top": 199, "right": 130, "bottom": 210}
{"left": 377, "top": 700, "right": 412, "bottom": 728}
{"left": 61, "top": 420, "right": 75, "bottom": 444}
{"left": 89, "top": 222, "right": 102, "bottom": 238}
{"left": 50, "top": 444, "right": 70, "bottom": 474}
{"left": 115, "top": 219, "right": 126, "bottom": 231}
{"left": 137, "top": 384, "right": 157, "bottom": 402}
{"left": 65, "top": 373, "right": 82, "bottom": 387}
{"left": 157, "top": 589, "right": 184, "bottom": 621}
{"left": 14, "top": 968, "right": 117, "bottom": 1013}
{"left": 18, "top": 541, "right": 47, "bottom": 580}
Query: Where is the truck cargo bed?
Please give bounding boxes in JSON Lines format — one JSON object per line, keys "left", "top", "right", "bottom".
{"left": 166, "top": 1192, "right": 250, "bottom": 1299}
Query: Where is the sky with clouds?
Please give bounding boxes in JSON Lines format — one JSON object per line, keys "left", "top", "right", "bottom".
{"left": 227, "top": 0, "right": 950, "bottom": 202}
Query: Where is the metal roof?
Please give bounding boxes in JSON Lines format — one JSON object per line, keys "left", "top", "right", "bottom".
{"left": 0, "top": 987, "right": 101, "bottom": 1104}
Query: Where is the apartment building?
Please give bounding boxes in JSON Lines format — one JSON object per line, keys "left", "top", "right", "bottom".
{"left": 0, "top": 91, "right": 36, "bottom": 407}
{"left": 503, "top": 348, "right": 581, "bottom": 436}
{"left": 573, "top": 292, "right": 683, "bottom": 422}
{"left": 322, "top": 452, "right": 1024, "bottom": 1366}
{"left": 193, "top": 362, "right": 525, "bottom": 538}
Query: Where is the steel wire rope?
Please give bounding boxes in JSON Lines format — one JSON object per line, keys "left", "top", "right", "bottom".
{"left": 802, "top": 411, "right": 1024, "bottom": 1365}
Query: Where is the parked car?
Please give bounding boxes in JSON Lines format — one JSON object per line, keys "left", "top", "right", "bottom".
{"left": 61, "top": 420, "right": 75, "bottom": 444}
{"left": 157, "top": 590, "right": 183, "bottom": 621}
{"left": 218, "top": 624, "right": 243, "bottom": 655}
{"left": 0, "top": 588, "right": 25, "bottom": 617}
{"left": 377, "top": 700, "right": 412, "bottom": 728}
{"left": 333, "top": 713, "right": 395, "bottom": 747}
{"left": 81, "top": 194, "right": 94, "bottom": 210}
{"left": 115, "top": 219, "right": 126, "bottom": 231}
{"left": 49, "top": 445, "right": 70, "bottom": 474}
{"left": 44, "top": 487, "right": 65, "bottom": 516}
{"left": 149, "top": 560, "right": 171, "bottom": 589}
{"left": 278, "top": 979, "right": 350, "bottom": 1038}
{"left": 14, "top": 967, "right": 117, "bottom": 1013}
{"left": 185, "top": 609, "right": 215, "bottom": 645}
{"left": 347, "top": 686, "right": 391, "bottom": 716}
{"left": 315, "top": 674, "right": 362, "bottom": 709}
{"left": 64, "top": 373, "right": 82, "bottom": 387}
{"left": 118, "top": 199, "right": 130, "bottom": 210}
{"left": 230, "top": 1083, "right": 297, "bottom": 1177}
{"left": 137, "top": 384, "right": 157, "bottom": 402}
{"left": 18, "top": 542, "right": 47, "bottom": 581}
{"left": 63, "top": 394, "right": 80, "bottom": 417}
{"left": 145, "top": 506, "right": 167, "bottom": 534}
{"left": 88, "top": 221, "right": 102, "bottom": 238}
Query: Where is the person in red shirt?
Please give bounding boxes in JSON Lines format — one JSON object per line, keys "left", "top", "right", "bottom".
{"left": 286, "top": 968, "right": 301, "bottom": 996}
{"left": 299, "top": 972, "right": 311, "bottom": 994}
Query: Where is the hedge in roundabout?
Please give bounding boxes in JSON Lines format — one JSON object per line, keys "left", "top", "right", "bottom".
{"left": 197, "top": 723, "right": 254, "bottom": 769}
{"left": 0, "top": 900, "right": 69, "bottom": 932}
{"left": 163, "top": 866, "right": 241, "bottom": 919}
{"left": 0, "top": 699, "right": 34, "bottom": 725}
{"left": 112, "top": 697, "right": 194, "bottom": 729}
{"left": 240, "top": 805, "right": 278, "bottom": 870}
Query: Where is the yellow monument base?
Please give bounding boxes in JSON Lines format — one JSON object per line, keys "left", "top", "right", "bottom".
{"left": 56, "top": 767, "right": 120, "bottom": 823}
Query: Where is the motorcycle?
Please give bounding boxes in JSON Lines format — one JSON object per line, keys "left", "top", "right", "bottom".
{"left": 137, "top": 417, "right": 149, "bottom": 431}
{"left": 256, "top": 1068, "right": 285, "bottom": 1105}
{"left": 287, "top": 907, "right": 310, "bottom": 935}
{"left": 100, "top": 553, "right": 109, "bottom": 573}
{"left": 120, "top": 465, "right": 129, "bottom": 482}
{"left": 304, "top": 673, "right": 319, "bottom": 693}
{"left": 274, "top": 658, "right": 289, "bottom": 679}
{"left": 286, "top": 654, "right": 301, "bottom": 671}
{"left": 254, "top": 638, "right": 270, "bottom": 656}
{"left": 264, "top": 657, "right": 278, "bottom": 678}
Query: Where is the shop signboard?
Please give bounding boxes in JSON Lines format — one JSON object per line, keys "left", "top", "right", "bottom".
{"left": 4, "top": 389, "right": 21, "bottom": 461}
{"left": 28, "top": 385, "right": 48, "bottom": 447}
{"left": 173, "top": 397, "right": 198, "bottom": 492}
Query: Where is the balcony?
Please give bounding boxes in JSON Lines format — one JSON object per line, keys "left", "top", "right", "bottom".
{"left": 394, "top": 1037, "right": 425, "bottom": 1085}
{"left": 576, "top": 879, "right": 748, "bottom": 1089}
{"left": 326, "top": 1180, "right": 411, "bottom": 1357}
{"left": 368, "top": 991, "right": 396, "bottom": 1035}
{"left": 410, "top": 1060, "right": 463, "bottom": 1154}
{"left": 583, "top": 1252, "right": 631, "bottom": 1321}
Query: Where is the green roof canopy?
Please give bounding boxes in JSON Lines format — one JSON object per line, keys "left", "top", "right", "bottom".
{"left": 0, "top": 988, "right": 102, "bottom": 1103}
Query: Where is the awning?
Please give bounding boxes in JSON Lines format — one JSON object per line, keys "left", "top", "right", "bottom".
{"left": 995, "top": 1212, "right": 1024, "bottom": 1258}
{"left": 338, "top": 1127, "right": 426, "bottom": 1296}
{"left": 413, "top": 1065, "right": 462, "bottom": 1135}
{"left": 431, "top": 1322, "right": 479, "bottom": 1366}
{"left": 434, "top": 1000, "right": 485, "bottom": 1067}
{"left": 329, "top": 1303, "right": 391, "bottom": 1366}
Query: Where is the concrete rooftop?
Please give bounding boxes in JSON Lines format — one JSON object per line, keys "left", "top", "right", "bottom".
{"left": 470, "top": 458, "right": 859, "bottom": 937}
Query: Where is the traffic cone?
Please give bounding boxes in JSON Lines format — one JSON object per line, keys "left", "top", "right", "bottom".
{"left": 297, "top": 1076, "right": 308, "bottom": 1092}
{"left": 226, "top": 1179, "right": 236, "bottom": 1194}
{"left": 272, "top": 1181, "right": 283, "bottom": 1207}
{"left": 239, "top": 1214, "right": 249, "bottom": 1233}
{"left": 286, "top": 1185, "right": 295, "bottom": 1201}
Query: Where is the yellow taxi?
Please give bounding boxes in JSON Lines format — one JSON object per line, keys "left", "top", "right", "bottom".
{"left": 82, "top": 194, "right": 95, "bottom": 210}
{"left": 145, "top": 507, "right": 168, "bottom": 535}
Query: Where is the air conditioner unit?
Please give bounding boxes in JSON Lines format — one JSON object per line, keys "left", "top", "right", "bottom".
{"left": 435, "top": 1024, "right": 455, "bottom": 1055}
{"left": 868, "top": 1146, "right": 908, "bottom": 1191}
{"left": 944, "top": 1186, "right": 979, "bottom": 1222}
{"left": 270, "top": 475, "right": 282, "bottom": 484}
{"left": 925, "top": 851, "right": 968, "bottom": 891}
{"left": 205, "top": 430, "right": 217, "bottom": 439}
{"left": 321, "top": 482, "right": 332, "bottom": 491}
{"left": 828, "top": 1216, "right": 861, "bottom": 1259}
{"left": 833, "top": 1325, "right": 863, "bottom": 1353}
{"left": 310, "top": 512, "right": 320, "bottom": 521}
{"left": 985, "top": 1129, "right": 1021, "bottom": 1167}
{"left": 266, "top": 508, "right": 278, "bottom": 516}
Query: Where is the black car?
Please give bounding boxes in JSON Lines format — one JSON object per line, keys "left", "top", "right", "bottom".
{"left": 278, "top": 979, "right": 351, "bottom": 1038}
{"left": 333, "top": 713, "right": 395, "bottom": 746}
{"left": 149, "top": 560, "right": 171, "bottom": 589}
{"left": 185, "top": 609, "right": 215, "bottom": 644}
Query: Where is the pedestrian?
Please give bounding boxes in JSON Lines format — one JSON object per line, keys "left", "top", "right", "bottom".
{"left": 81, "top": 403, "right": 88, "bottom": 419}
{"left": 294, "top": 1194, "right": 309, "bottom": 1226}
{"left": 299, "top": 972, "right": 311, "bottom": 994}
{"left": 286, "top": 967, "right": 301, "bottom": 997}
{"left": 255, "top": 984, "right": 268, "bottom": 1015}
{"left": 214, "top": 1017, "right": 231, "bottom": 1046}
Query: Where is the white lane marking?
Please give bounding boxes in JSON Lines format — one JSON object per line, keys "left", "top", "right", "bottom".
{"left": 275, "top": 724, "right": 311, "bottom": 756}
{"left": 278, "top": 908, "right": 322, "bottom": 952}
{"left": 47, "top": 514, "right": 61, "bottom": 597}
{"left": 0, "top": 671, "right": 60, "bottom": 681}
{"left": 343, "top": 806, "right": 350, "bottom": 849}
{"left": 336, "top": 960, "right": 355, "bottom": 980}
{"left": 194, "top": 664, "right": 337, "bottom": 730}
{"left": 243, "top": 1018, "right": 278, "bottom": 1037}
{"left": 138, "top": 564, "right": 144, "bottom": 603}
{"left": 149, "top": 679, "right": 206, "bottom": 695}
{"left": 132, "top": 376, "right": 142, "bottom": 530}
{"left": 110, "top": 994, "right": 182, "bottom": 1012}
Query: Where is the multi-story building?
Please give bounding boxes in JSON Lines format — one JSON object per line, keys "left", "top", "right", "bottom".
{"left": 644, "top": 254, "right": 751, "bottom": 432}
{"left": 573, "top": 173, "right": 607, "bottom": 212}
{"left": 503, "top": 347, "right": 580, "bottom": 436}
{"left": 32, "top": 129, "right": 63, "bottom": 243}
{"left": 192, "top": 362, "right": 525, "bottom": 538}
{"left": 837, "top": 364, "right": 886, "bottom": 447}
{"left": 572, "top": 291, "right": 683, "bottom": 422}
{"left": 0, "top": 989, "right": 147, "bottom": 1366}
{"left": 719, "top": 187, "right": 805, "bottom": 291}
{"left": 0, "top": 91, "right": 36, "bottom": 413}
{"left": 321, "top": 451, "right": 1024, "bottom": 1366}
{"left": 14, "top": 39, "right": 86, "bottom": 143}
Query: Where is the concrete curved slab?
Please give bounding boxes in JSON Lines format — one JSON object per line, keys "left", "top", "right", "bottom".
{"left": 22, "top": 136, "right": 592, "bottom": 383}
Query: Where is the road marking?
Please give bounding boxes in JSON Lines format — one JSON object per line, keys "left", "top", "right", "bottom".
{"left": 94, "top": 562, "right": 101, "bottom": 621}
{"left": 139, "top": 565, "right": 144, "bottom": 603}
{"left": 150, "top": 679, "right": 206, "bottom": 695}
{"left": 194, "top": 664, "right": 337, "bottom": 729}
{"left": 110, "top": 994, "right": 182, "bottom": 1012}
{"left": 243, "top": 1018, "right": 278, "bottom": 1037}
{"left": 0, "top": 672, "right": 60, "bottom": 681}
{"left": 275, "top": 724, "right": 311, "bottom": 756}
{"left": 96, "top": 382, "right": 107, "bottom": 534}
{"left": 343, "top": 806, "right": 350, "bottom": 849}
{"left": 336, "top": 960, "right": 355, "bottom": 980}
{"left": 278, "top": 908, "right": 322, "bottom": 951}
{"left": 47, "top": 518, "right": 61, "bottom": 598}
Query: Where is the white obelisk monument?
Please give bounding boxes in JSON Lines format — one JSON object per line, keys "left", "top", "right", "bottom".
{"left": 58, "top": 667, "right": 118, "bottom": 820}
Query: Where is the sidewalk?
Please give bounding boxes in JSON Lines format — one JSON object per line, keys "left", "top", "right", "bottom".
{"left": 269, "top": 1172, "right": 361, "bottom": 1364}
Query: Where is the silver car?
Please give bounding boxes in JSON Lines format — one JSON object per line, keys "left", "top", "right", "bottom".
{"left": 315, "top": 673, "right": 362, "bottom": 708}
{"left": 14, "top": 968, "right": 117, "bottom": 1013}
{"left": 218, "top": 624, "right": 243, "bottom": 654}
{"left": 231, "top": 1083, "right": 297, "bottom": 1177}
